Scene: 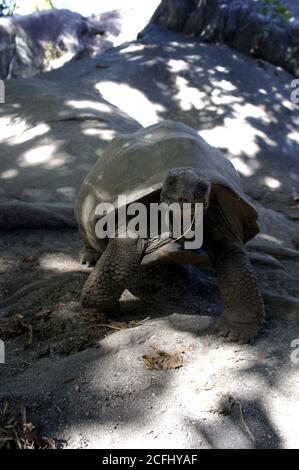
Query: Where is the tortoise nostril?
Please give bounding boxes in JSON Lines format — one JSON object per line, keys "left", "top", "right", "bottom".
{"left": 178, "top": 197, "right": 189, "bottom": 203}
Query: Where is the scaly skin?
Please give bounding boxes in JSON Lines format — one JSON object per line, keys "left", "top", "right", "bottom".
{"left": 81, "top": 237, "right": 146, "bottom": 314}
{"left": 204, "top": 207, "right": 264, "bottom": 343}
{"left": 215, "top": 244, "right": 264, "bottom": 343}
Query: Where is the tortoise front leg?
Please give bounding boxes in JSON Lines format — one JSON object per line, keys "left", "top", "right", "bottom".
{"left": 204, "top": 212, "right": 264, "bottom": 343}
{"left": 81, "top": 237, "right": 146, "bottom": 315}
{"left": 215, "top": 243, "right": 264, "bottom": 343}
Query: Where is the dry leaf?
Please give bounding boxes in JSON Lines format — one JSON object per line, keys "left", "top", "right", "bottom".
{"left": 0, "top": 401, "right": 56, "bottom": 449}
{"left": 0, "top": 314, "right": 31, "bottom": 340}
{"left": 139, "top": 350, "right": 183, "bottom": 370}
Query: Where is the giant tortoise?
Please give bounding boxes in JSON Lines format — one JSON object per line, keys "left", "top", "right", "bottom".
{"left": 75, "top": 121, "right": 264, "bottom": 342}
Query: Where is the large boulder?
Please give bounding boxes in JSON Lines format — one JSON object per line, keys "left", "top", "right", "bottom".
{"left": 149, "top": 0, "right": 196, "bottom": 32}
{"left": 0, "top": 27, "right": 298, "bottom": 450}
{"left": 0, "top": 9, "right": 117, "bottom": 79}
{"left": 0, "top": 3, "right": 163, "bottom": 80}
{"left": 45, "top": 28, "right": 299, "bottom": 221}
{"left": 0, "top": 77, "right": 140, "bottom": 228}
{"left": 144, "top": 0, "right": 299, "bottom": 77}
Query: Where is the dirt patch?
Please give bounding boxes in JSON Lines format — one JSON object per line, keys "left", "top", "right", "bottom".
{"left": 0, "top": 401, "right": 56, "bottom": 449}
{"left": 139, "top": 349, "right": 184, "bottom": 370}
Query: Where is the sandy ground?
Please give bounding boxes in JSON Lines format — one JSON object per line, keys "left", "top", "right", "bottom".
{"left": 1, "top": 227, "right": 299, "bottom": 448}
{"left": 0, "top": 7, "right": 299, "bottom": 449}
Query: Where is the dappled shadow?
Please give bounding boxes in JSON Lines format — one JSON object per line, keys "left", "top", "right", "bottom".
{"left": 0, "top": 225, "right": 297, "bottom": 447}
{"left": 192, "top": 398, "right": 282, "bottom": 448}
{"left": 1, "top": 28, "right": 299, "bottom": 222}
{"left": 0, "top": 76, "right": 139, "bottom": 213}
{"left": 0, "top": 242, "right": 297, "bottom": 447}
{"left": 44, "top": 28, "right": 299, "bottom": 214}
{"left": 0, "top": 25, "right": 299, "bottom": 447}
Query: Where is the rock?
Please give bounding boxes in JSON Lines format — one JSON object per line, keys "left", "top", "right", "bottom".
{"left": 260, "top": 24, "right": 289, "bottom": 69}
{"left": 0, "top": 21, "right": 298, "bottom": 450}
{"left": 0, "top": 16, "right": 39, "bottom": 79}
{"left": 184, "top": 0, "right": 222, "bottom": 41}
{"left": 288, "top": 19, "right": 299, "bottom": 46}
{"left": 224, "top": 8, "right": 269, "bottom": 55}
{"left": 0, "top": 9, "right": 122, "bottom": 79}
{"left": 147, "top": 0, "right": 299, "bottom": 76}
{"left": 0, "top": 77, "right": 140, "bottom": 228}
{"left": 0, "top": 4, "right": 163, "bottom": 80}
{"left": 1, "top": 25, "right": 298, "bottom": 224}
{"left": 44, "top": 28, "right": 299, "bottom": 218}
{"left": 150, "top": 0, "right": 196, "bottom": 32}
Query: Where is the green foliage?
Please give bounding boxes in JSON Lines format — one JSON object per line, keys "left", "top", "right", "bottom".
{"left": 42, "top": 40, "right": 62, "bottom": 69}
{"left": 253, "top": 0, "right": 292, "bottom": 24}
{"left": 34, "top": 0, "right": 55, "bottom": 12}
{"left": 0, "top": 0, "right": 17, "bottom": 17}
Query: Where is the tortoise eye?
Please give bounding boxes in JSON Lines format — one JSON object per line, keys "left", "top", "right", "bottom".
{"left": 168, "top": 176, "right": 176, "bottom": 187}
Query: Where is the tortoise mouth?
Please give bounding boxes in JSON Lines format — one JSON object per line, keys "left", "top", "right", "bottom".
{"left": 161, "top": 197, "right": 208, "bottom": 213}
{"left": 161, "top": 196, "right": 205, "bottom": 204}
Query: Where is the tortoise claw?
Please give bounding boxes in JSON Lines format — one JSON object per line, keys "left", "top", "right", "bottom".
{"left": 214, "top": 318, "right": 260, "bottom": 344}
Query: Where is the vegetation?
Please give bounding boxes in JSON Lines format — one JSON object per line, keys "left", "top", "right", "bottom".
{"left": 0, "top": 0, "right": 55, "bottom": 17}
{"left": 42, "top": 40, "right": 63, "bottom": 69}
{"left": 0, "top": 0, "right": 17, "bottom": 17}
{"left": 34, "top": 0, "right": 55, "bottom": 12}
{"left": 252, "top": 0, "right": 292, "bottom": 23}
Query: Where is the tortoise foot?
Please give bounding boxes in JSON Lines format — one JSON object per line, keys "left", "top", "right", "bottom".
{"left": 215, "top": 318, "right": 262, "bottom": 344}
{"left": 80, "top": 247, "right": 100, "bottom": 267}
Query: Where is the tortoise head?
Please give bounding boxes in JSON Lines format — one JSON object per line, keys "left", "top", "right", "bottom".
{"left": 160, "top": 167, "right": 211, "bottom": 213}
